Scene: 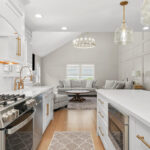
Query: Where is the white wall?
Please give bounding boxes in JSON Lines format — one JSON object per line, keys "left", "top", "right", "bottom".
{"left": 118, "top": 32, "right": 150, "bottom": 90}
{"left": 41, "top": 33, "right": 118, "bottom": 87}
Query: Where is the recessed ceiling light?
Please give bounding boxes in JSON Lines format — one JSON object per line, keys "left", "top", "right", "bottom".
{"left": 61, "top": 26, "right": 68, "bottom": 31}
{"left": 35, "top": 14, "right": 43, "bottom": 18}
{"left": 143, "top": 26, "right": 149, "bottom": 30}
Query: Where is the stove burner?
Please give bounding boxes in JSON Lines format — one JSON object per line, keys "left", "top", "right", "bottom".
{"left": 0, "top": 94, "right": 26, "bottom": 106}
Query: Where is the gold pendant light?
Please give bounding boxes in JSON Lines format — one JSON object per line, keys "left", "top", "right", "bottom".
{"left": 114, "top": 1, "right": 133, "bottom": 45}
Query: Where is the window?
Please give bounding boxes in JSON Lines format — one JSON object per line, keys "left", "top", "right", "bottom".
{"left": 66, "top": 64, "right": 95, "bottom": 80}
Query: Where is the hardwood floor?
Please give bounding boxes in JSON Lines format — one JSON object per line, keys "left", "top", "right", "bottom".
{"left": 37, "top": 109, "right": 105, "bottom": 150}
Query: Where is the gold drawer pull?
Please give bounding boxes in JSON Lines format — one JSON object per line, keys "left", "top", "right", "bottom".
{"left": 137, "top": 135, "right": 150, "bottom": 148}
{"left": 99, "top": 127, "right": 104, "bottom": 136}
{"left": 98, "top": 99, "right": 104, "bottom": 105}
{"left": 99, "top": 112, "right": 104, "bottom": 118}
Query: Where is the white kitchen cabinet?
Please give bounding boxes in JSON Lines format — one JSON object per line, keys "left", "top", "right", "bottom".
{"left": 42, "top": 90, "right": 54, "bottom": 133}
{"left": 129, "top": 118, "right": 150, "bottom": 150}
{"left": 0, "top": 0, "right": 26, "bottom": 64}
{"left": 25, "top": 27, "right": 32, "bottom": 65}
{"left": 0, "top": 35, "right": 25, "bottom": 64}
{"left": 0, "top": 0, "right": 25, "bottom": 35}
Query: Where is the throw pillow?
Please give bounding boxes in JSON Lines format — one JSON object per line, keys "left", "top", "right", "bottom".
{"left": 63, "top": 80, "right": 71, "bottom": 88}
{"left": 104, "top": 80, "right": 116, "bottom": 89}
{"left": 124, "top": 81, "right": 133, "bottom": 89}
{"left": 115, "top": 81, "right": 125, "bottom": 89}
{"left": 71, "top": 80, "right": 82, "bottom": 88}
{"left": 86, "top": 80, "right": 93, "bottom": 88}
{"left": 59, "top": 80, "right": 64, "bottom": 88}
{"left": 81, "top": 80, "right": 87, "bottom": 88}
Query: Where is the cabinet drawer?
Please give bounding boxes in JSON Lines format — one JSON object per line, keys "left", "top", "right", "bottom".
{"left": 97, "top": 94, "right": 108, "bottom": 111}
{"left": 97, "top": 109, "right": 108, "bottom": 128}
{"left": 135, "top": 120, "right": 150, "bottom": 150}
{"left": 97, "top": 119, "right": 108, "bottom": 150}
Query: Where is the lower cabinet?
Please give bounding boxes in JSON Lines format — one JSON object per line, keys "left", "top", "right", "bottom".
{"left": 130, "top": 117, "right": 150, "bottom": 150}
{"left": 97, "top": 92, "right": 150, "bottom": 150}
{"left": 42, "top": 90, "right": 54, "bottom": 133}
{"left": 97, "top": 93, "right": 116, "bottom": 150}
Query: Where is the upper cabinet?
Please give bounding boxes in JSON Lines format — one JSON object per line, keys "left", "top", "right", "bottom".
{"left": 0, "top": 0, "right": 25, "bottom": 35}
{"left": 0, "top": 0, "right": 26, "bottom": 64}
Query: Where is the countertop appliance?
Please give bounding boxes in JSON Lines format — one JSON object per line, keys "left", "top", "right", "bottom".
{"left": 0, "top": 94, "right": 36, "bottom": 150}
{"left": 33, "top": 94, "right": 43, "bottom": 150}
{"left": 108, "top": 104, "right": 129, "bottom": 150}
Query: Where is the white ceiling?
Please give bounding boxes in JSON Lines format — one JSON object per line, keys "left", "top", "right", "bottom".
{"left": 21, "top": 0, "right": 144, "bottom": 32}
{"left": 20, "top": 0, "right": 145, "bottom": 57}
{"left": 32, "top": 32, "right": 80, "bottom": 57}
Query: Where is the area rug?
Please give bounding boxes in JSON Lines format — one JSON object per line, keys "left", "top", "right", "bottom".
{"left": 67, "top": 97, "right": 97, "bottom": 110}
{"left": 48, "top": 131, "right": 95, "bottom": 150}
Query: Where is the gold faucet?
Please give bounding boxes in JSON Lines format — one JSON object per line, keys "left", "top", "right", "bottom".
{"left": 14, "top": 66, "right": 33, "bottom": 90}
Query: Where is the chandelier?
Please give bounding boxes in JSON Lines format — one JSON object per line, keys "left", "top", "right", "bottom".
{"left": 73, "top": 33, "right": 96, "bottom": 49}
{"left": 141, "top": 0, "right": 150, "bottom": 26}
{"left": 114, "top": 1, "right": 133, "bottom": 45}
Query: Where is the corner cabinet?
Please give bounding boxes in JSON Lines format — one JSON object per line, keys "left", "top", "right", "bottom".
{"left": 42, "top": 89, "right": 54, "bottom": 133}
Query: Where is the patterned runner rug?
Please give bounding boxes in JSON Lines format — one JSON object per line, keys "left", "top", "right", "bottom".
{"left": 48, "top": 131, "right": 95, "bottom": 150}
{"left": 67, "top": 97, "right": 97, "bottom": 110}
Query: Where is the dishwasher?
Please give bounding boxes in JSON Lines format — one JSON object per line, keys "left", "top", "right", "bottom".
{"left": 33, "top": 94, "right": 43, "bottom": 150}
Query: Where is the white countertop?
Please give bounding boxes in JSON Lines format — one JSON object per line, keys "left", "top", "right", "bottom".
{"left": 1, "top": 86, "right": 53, "bottom": 97}
{"left": 97, "top": 89, "right": 150, "bottom": 128}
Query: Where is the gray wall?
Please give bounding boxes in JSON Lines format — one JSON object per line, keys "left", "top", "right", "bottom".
{"left": 41, "top": 33, "right": 118, "bottom": 88}
{"left": 118, "top": 32, "right": 150, "bottom": 90}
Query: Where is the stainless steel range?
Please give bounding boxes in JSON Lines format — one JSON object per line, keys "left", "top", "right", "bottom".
{"left": 0, "top": 94, "right": 36, "bottom": 150}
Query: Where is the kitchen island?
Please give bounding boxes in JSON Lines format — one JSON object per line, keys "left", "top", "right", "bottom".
{"left": 97, "top": 89, "right": 150, "bottom": 150}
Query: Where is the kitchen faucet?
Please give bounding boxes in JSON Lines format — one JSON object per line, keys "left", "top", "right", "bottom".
{"left": 14, "top": 66, "right": 33, "bottom": 90}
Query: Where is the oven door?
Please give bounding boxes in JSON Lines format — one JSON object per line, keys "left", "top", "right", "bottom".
{"left": 5, "top": 109, "right": 35, "bottom": 150}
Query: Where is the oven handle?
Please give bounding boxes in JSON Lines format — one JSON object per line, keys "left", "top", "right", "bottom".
{"left": 6, "top": 111, "right": 35, "bottom": 135}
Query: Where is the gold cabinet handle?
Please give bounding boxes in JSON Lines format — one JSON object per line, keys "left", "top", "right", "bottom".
{"left": 99, "top": 112, "right": 104, "bottom": 118}
{"left": 99, "top": 127, "right": 104, "bottom": 137}
{"left": 137, "top": 135, "right": 150, "bottom": 148}
{"left": 16, "top": 36, "right": 21, "bottom": 56}
{"left": 98, "top": 99, "right": 104, "bottom": 104}
{"left": 47, "top": 103, "right": 49, "bottom": 116}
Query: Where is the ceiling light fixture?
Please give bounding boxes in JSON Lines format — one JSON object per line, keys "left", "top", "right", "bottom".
{"left": 141, "top": 0, "right": 150, "bottom": 26}
{"left": 61, "top": 26, "right": 68, "bottom": 30}
{"left": 35, "top": 14, "right": 43, "bottom": 18}
{"left": 73, "top": 33, "right": 96, "bottom": 49}
{"left": 114, "top": 1, "right": 133, "bottom": 45}
{"left": 143, "top": 26, "right": 149, "bottom": 30}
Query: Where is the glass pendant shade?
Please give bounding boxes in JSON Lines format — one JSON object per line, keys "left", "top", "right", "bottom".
{"left": 114, "top": 23, "right": 133, "bottom": 45}
{"left": 73, "top": 34, "right": 96, "bottom": 49}
{"left": 114, "top": 1, "right": 133, "bottom": 45}
{"left": 141, "top": 0, "right": 150, "bottom": 26}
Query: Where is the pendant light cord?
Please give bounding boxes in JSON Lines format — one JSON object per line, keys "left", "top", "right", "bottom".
{"left": 123, "top": 5, "right": 126, "bottom": 24}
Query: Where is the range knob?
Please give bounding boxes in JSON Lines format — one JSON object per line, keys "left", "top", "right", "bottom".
{"left": 7, "top": 111, "right": 14, "bottom": 122}
{"left": 2, "top": 114, "right": 9, "bottom": 123}
{"left": 11, "top": 109, "right": 19, "bottom": 118}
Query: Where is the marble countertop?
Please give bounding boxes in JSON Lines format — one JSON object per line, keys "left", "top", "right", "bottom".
{"left": 1, "top": 86, "right": 53, "bottom": 97}
{"left": 97, "top": 89, "right": 150, "bottom": 127}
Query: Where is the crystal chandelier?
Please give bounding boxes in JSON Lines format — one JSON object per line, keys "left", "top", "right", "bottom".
{"left": 73, "top": 33, "right": 96, "bottom": 49}
{"left": 114, "top": 1, "right": 133, "bottom": 45}
{"left": 141, "top": 0, "right": 150, "bottom": 26}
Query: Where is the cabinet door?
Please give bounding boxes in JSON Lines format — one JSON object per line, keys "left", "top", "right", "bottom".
{"left": 1, "top": 0, "right": 25, "bottom": 35}
{"left": 8, "top": 36, "right": 25, "bottom": 63}
{"left": 135, "top": 120, "right": 150, "bottom": 150}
